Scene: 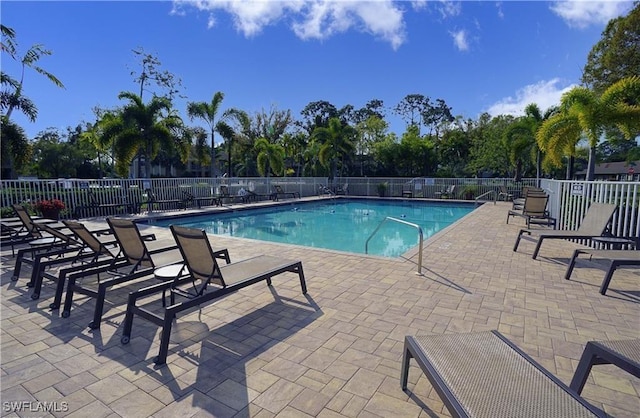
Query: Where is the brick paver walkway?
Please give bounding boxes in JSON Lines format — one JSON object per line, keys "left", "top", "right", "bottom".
{"left": 1, "top": 201, "right": 638, "bottom": 417}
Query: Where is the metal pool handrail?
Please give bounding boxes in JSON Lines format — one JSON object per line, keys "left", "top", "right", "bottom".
{"left": 365, "top": 216, "right": 423, "bottom": 275}
{"left": 475, "top": 190, "right": 497, "bottom": 206}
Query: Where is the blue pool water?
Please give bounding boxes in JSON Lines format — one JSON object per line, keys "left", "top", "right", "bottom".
{"left": 151, "top": 199, "right": 475, "bottom": 257}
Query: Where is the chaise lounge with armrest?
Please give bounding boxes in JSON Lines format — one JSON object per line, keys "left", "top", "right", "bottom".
{"left": 181, "top": 190, "right": 221, "bottom": 208}
{"left": 61, "top": 218, "right": 230, "bottom": 329}
{"left": 120, "top": 224, "right": 307, "bottom": 365}
{"left": 401, "top": 330, "right": 604, "bottom": 417}
{"left": 564, "top": 248, "right": 640, "bottom": 295}
{"left": 145, "top": 188, "right": 185, "bottom": 212}
{"left": 272, "top": 184, "right": 300, "bottom": 201}
{"left": 11, "top": 221, "right": 114, "bottom": 302}
{"left": 73, "top": 191, "right": 141, "bottom": 218}
{"left": 506, "top": 192, "right": 555, "bottom": 229}
{"left": 434, "top": 185, "right": 455, "bottom": 199}
{"left": 513, "top": 202, "right": 618, "bottom": 259}
{"left": 1, "top": 204, "right": 62, "bottom": 255}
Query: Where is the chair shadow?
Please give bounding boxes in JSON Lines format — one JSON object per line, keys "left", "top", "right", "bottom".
{"left": 110, "top": 289, "right": 323, "bottom": 414}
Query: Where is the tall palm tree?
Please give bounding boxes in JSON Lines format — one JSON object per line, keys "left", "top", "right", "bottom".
{"left": 191, "top": 127, "right": 210, "bottom": 177}
{"left": 537, "top": 76, "right": 640, "bottom": 180}
{"left": 1, "top": 25, "right": 64, "bottom": 178}
{"left": 503, "top": 104, "right": 557, "bottom": 182}
{"left": 255, "top": 138, "right": 285, "bottom": 178}
{"left": 102, "top": 91, "right": 183, "bottom": 178}
{"left": 219, "top": 109, "right": 249, "bottom": 178}
{"left": 1, "top": 25, "right": 64, "bottom": 121}
{"left": 313, "top": 117, "right": 356, "bottom": 186}
{"left": 187, "top": 91, "right": 239, "bottom": 177}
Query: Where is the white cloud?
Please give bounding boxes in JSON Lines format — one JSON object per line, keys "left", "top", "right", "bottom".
{"left": 172, "top": 0, "right": 406, "bottom": 49}
{"left": 495, "top": 1, "right": 504, "bottom": 19}
{"left": 549, "top": 1, "right": 634, "bottom": 28}
{"left": 436, "top": 0, "right": 462, "bottom": 19}
{"left": 486, "top": 78, "right": 576, "bottom": 116}
{"left": 450, "top": 29, "right": 468, "bottom": 51}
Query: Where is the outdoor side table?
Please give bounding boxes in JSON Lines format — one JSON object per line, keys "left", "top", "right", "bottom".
{"left": 154, "top": 263, "right": 187, "bottom": 306}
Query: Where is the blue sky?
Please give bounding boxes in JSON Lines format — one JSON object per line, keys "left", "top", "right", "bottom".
{"left": 2, "top": 1, "right": 635, "bottom": 143}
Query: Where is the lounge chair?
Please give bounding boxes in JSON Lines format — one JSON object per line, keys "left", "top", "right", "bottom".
{"left": 145, "top": 188, "right": 184, "bottom": 212}
{"left": 1, "top": 204, "right": 61, "bottom": 253}
{"left": 512, "top": 187, "right": 545, "bottom": 210}
{"left": 11, "top": 221, "right": 112, "bottom": 300}
{"left": 401, "top": 331, "right": 604, "bottom": 418}
{"left": 272, "top": 185, "right": 300, "bottom": 201}
{"left": 506, "top": 193, "right": 555, "bottom": 228}
{"left": 120, "top": 224, "right": 307, "bottom": 365}
{"left": 402, "top": 183, "right": 414, "bottom": 198}
{"left": 73, "top": 191, "right": 140, "bottom": 218}
{"left": 19, "top": 222, "right": 123, "bottom": 307}
{"left": 181, "top": 190, "right": 221, "bottom": 208}
{"left": 434, "top": 185, "right": 455, "bottom": 199}
{"left": 497, "top": 185, "right": 513, "bottom": 201}
{"left": 216, "top": 185, "right": 246, "bottom": 204}
{"left": 245, "top": 189, "right": 274, "bottom": 203}
{"left": 513, "top": 202, "right": 618, "bottom": 259}
{"left": 564, "top": 249, "right": 640, "bottom": 295}
{"left": 569, "top": 338, "right": 640, "bottom": 395}
{"left": 335, "top": 183, "right": 348, "bottom": 195}
{"left": 61, "top": 218, "right": 229, "bottom": 329}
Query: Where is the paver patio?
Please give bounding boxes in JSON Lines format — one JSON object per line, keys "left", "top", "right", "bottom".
{"left": 1, "top": 200, "right": 638, "bottom": 417}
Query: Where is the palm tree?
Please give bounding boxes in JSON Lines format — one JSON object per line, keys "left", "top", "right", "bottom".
{"left": 191, "top": 127, "right": 210, "bottom": 177}
{"left": 102, "top": 91, "right": 184, "bottom": 178}
{"left": 313, "top": 117, "right": 356, "bottom": 186}
{"left": 187, "top": 92, "right": 240, "bottom": 177}
{"left": 1, "top": 25, "right": 64, "bottom": 178}
{"left": 220, "top": 109, "right": 249, "bottom": 178}
{"left": 0, "top": 25, "right": 64, "bottom": 121}
{"left": 255, "top": 138, "right": 285, "bottom": 178}
{"left": 537, "top": 76, "right": 640, "bottom": 180}
{"left": 503, "top": 104, "right": 557, "bottom": 183}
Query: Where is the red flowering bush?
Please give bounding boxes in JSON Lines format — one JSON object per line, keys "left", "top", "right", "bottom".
{"left": 34, "top": 199, "right": 66, "bottom": 212}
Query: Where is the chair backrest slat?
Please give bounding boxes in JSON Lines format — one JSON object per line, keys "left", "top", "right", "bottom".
{"left": 12, "top": 204, "right": 40, "bottom": 236}
{"left": 63, "top": 220, "right": 114, "bottom": 257}
{"left": 522, "top": 195, "right": 548, "bottom": 217}
{"left": 576, "top": 203, "right": 618, "bottom": 235}
{"left": 170, "top": 225, "right": 225, "bottom": 292}
{"left": 106, "top": 218, "right": 154, "bottom": 269}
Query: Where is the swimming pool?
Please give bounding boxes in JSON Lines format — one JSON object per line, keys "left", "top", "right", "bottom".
{"left": 151, "top": 199, "right": 475, "bottom": 257}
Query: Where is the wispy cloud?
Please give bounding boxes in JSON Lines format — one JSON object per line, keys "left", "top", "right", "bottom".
{"left": 486, "top": 78, "right": 576, "bottom": 116}
{"left": 171, "top": 0, "right": 406, "bottom": 50}
{"left": 450, "top": 29, "right": 469, "bottom": 51}
{"left": 549, "top": 0, "right": 634, "bottom": 28}
{"left": 435, "top": 0, "right": 462, "bottom": 19}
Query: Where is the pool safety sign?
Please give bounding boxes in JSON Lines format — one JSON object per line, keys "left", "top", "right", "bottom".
{"left": 571, "top": 184, "right": 585, "bottom": 196}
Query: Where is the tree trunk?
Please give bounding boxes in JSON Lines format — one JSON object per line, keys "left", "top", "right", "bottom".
{"left": 586, "top": 146, "right": 597, "bottom": 181}
{"left": 536, "top": 149, "right": 541, "bottom": 187}
{"left": 514, "top": 159, "right": 522, "bottom": 182}
{"left": 566, "top": 155, "right": 574, "bottom": 180}
{"left": 210, "top": 129, "right": 216, "bottom": 177}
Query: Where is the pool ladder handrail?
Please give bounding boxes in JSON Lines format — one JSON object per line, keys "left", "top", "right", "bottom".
{"left": 475, "top": 190, "right": 497, "bottom": 207}
{"left": 365, "top": 216, "right": 423, "bottom": 275}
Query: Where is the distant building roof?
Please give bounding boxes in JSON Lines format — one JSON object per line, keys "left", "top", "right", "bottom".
{"left": 575, "top": 160, "right": 638, "bottom": 176}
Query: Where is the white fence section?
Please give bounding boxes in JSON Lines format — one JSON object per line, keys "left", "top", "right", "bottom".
{"left": 1, "top": 177, "right": 638, "bottom": 238}
{"left": 541, "top": 179, "right": 639, "bottom": 238}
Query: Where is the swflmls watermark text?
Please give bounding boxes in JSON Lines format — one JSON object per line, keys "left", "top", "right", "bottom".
{"left": 2, "top": 401, "right": 69, "bottom": 413}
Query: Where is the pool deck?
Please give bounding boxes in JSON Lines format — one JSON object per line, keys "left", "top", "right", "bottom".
{"left": 1, "top": 199, "right": 638, "bottom": 417}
